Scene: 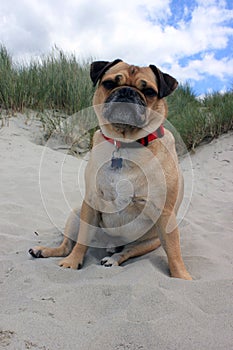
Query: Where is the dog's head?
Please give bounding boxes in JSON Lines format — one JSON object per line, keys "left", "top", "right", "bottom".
{"left": 90, "top": 59, "right": 178, "bottom": 141}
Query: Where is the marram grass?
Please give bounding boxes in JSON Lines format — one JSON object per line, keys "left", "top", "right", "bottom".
{"left": 0, "top": 45, "right": 94, "bottom": 113}
{"left": 167, "top": 84, "right": 233, "bottom": 149}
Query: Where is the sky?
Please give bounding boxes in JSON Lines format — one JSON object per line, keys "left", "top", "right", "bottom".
{"left": 0, "top": 0, "right": 233, "bottom": 96}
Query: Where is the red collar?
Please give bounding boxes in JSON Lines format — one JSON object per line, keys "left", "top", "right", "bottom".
{"left": 101, "top": 125, "right": 164, "bottom": 148}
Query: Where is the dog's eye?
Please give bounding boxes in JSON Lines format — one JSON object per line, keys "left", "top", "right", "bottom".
{"left": 142, "top": 88, "right": 157, "bottom": 97}
{"left": 102, "top": 80, "right": 117, "bottom": 90}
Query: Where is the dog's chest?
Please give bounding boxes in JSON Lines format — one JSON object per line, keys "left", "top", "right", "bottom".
{"left": 95, "top": 159, "right": 151, "bottom": 235}
{"left": 85, "top": 145, "right": 167, "bottom": 237}
{"left": 96, "top": 157, "right": 145, "bottom": 208}
{"left": 86, "top": 146, "right": 165, "bottom": 211}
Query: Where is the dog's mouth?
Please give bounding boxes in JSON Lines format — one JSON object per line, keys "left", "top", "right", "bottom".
{"left": 103, "top": 87, "right": 147, "bottom": 130}
{"left": 111, "top": 122, "right": 138, "bottom": 132}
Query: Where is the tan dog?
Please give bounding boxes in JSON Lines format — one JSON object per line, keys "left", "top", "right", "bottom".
{"left": 29, "top": 59, "right": 192, "bottom": 280}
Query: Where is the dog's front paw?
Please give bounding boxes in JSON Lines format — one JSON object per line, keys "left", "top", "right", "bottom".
{"left": 171, "top": 270, "right": 192, "bottom": 280}
{"left": 29, "top": 246, "right": 47, "bottom": 258}
{"left": 101, "top": 256, "right": 119, "bottom": 267}
{"left": 58, "top": 256, "right": 83, "bottom": 270}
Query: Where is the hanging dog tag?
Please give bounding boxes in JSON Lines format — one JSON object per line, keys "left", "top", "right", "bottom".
{"left": 111, "top": 141, "right": 123, "bottom": 169}
{"left": 111, "top": 156, "right": 123, "bottom": 169}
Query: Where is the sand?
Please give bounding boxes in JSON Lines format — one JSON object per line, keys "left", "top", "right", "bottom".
{"left": 0, "top": 115, "right": 232, "bottom": 350}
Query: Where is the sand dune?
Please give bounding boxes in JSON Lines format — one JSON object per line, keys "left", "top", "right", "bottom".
{"left": 0, "top": 116, "right": 232, "bottom": 350}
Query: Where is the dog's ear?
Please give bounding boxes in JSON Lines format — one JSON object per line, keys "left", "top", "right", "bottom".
{"left": 90, "top": 59, "right": 122, "bottom": 86}
{"left": 149, "top": 65, "right": 178, "bottom": 98}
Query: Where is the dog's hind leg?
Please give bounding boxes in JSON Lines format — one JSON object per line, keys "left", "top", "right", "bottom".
{"left": 29, "top": 208, "right": 80, "bottom": 258}
{"left": 101, "top": 235, "right": 161, "bottom": 267}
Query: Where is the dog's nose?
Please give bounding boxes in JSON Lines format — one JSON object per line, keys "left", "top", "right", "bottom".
{"left": 103, "top": 86, "right": 146, "bottom": 127}
{"left": 115, "top": 87, "right": 139, "bottom": 102}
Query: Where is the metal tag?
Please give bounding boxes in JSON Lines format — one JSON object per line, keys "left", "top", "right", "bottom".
{"left": 111, "top": 157, "right": 123, "bottom": 169}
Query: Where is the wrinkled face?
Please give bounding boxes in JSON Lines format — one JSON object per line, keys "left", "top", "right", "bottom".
{"left": 92, "top": 61, "right": 176, "bottom": 141}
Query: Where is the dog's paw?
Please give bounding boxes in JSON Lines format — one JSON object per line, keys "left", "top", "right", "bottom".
{"left": 28, "top": 246, "right": 46, "bottom": 258}
{"left": 101, "top": 256, "right": 119, "bottom": 267}
{"left": 58, "top": 256, "right": 83, "bottom": 270}
{"left": 171, "top": 270, "right": 193, "bottom": 280}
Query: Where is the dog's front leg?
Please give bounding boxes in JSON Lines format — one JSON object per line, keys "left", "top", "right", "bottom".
{"left": 59, "top": 201, "right": 99, "bottom": 269}
{"left": 156, "top": 210, "right": 192, "bottom": 280}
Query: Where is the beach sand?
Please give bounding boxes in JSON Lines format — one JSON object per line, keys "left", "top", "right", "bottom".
{"left": 0, "top": 116, "right": 232, "bottom": 350}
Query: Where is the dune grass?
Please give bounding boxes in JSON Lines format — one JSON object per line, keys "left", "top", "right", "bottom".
{"left": 0, "top": 45, "right": 232, "bottom": 150}
{"left": 167, "top": 84, "right": 233, "bottom": 149}
{"left": 0, "top": 45, "right": 94, "bottom": 113}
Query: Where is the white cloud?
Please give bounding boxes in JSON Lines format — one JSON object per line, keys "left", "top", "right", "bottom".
{"left": 169, "top": 54, "right": 233, "bottom": 82}
{"left": 188, "top": 3, "right": 233, "bottom": 51}
{"left": 0, "top": 0, "right": 232, "bottom": 89}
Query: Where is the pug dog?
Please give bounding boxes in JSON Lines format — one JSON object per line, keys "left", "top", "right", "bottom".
{"left": 29, "top": 59, "right": 192, "bottom": 280}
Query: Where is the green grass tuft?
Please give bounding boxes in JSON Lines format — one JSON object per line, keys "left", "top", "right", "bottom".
{"left": 167, "top": 84, "right": 233, "bottom": 149}
{"left": 0, "top": 45, "right": 94, "bottom": 113}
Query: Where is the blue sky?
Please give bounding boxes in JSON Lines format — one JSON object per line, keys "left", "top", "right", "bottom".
{"left": 0, "top": 0, "right": 232, "bottom": 96}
